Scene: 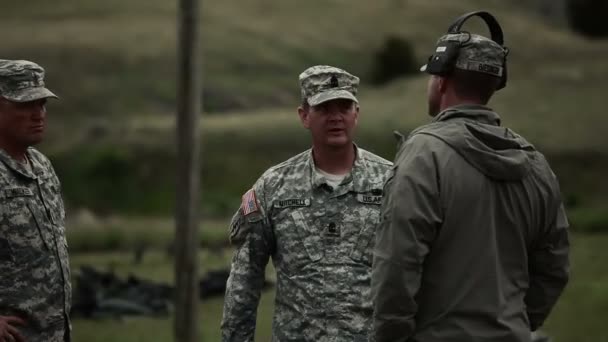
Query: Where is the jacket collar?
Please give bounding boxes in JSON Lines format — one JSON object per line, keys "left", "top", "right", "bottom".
{"left": 433, "top": 104, "right": 501, "bottom": 126}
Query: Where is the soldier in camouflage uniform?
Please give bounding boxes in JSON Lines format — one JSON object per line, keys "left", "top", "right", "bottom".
{"left": 371, "top": 16, "right": 569, "bottom": 342}
{"left": 221, "top": 65, "right": 392, "bottom": 342}
{"left": 0, "top": 60, "right": 71, "bottom": 342}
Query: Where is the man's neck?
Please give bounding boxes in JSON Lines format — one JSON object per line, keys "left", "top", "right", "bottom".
{"left": 0, "top": 143, "right": 28, "bottom": 163}
{"left": 312, "top": 143, "right": 356, "bottom": 175}
{"left": 440, "top": 97, "right": 486, "bottom": 113}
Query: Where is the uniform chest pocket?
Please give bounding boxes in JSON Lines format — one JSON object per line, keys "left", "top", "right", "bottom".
{"left": 348, "top": 192, "right": 383, "bottom": 265}
{"left": 0, "top": 188, "right": 52, "bottom": 263}
{"left": 290, "top": 211, "right": 323, "bottom": 262}
{"left": 37, "top": 173, "right": 65, "bottom": 226}
{"left": 272, "top": 208, "right": 324, "bottom": 274}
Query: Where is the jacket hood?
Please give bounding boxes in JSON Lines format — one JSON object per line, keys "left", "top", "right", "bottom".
{"left": 416, "top": 104, "right": 535, "bottom": 181}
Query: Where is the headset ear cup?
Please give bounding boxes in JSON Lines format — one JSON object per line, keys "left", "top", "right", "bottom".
{"left": 426, "top": 40, "right": 461, "bottom": 76}
{"left": 496, "top": 48, "right": 508, "bottom": 90}
{"left": 497, "top": 64, "right": 507, "bottom": 90}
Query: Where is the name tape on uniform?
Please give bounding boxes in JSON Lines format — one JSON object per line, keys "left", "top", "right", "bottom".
{"left": 3, "top": 187, "right": 34, "bottom": 198}
{"left": 357, "top": 194, "right": 382, "bottom": 205}
{"left": 274, "top": 198, "right": 311, "bottom": 209}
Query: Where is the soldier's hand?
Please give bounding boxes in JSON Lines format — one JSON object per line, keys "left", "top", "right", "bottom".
{"left": 0, "top": 316, "right": 26, "bottom": 342}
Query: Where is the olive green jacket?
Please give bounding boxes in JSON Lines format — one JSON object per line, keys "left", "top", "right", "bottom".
{"left": 372, "top": 105, "right": 570, "bottom": 342}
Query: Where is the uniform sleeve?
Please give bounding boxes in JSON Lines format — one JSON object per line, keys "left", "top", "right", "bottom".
{"left": 49, "top": 160, "right": 67, "bottom": 223}
{"left": 371, "top": 134, "right": 443, "bottom": 342}
{"left": 221, "top": 180, "right": 274, "bottom": 342}
{"left": 525, "top": 202, "right": 570, "bottom": 331}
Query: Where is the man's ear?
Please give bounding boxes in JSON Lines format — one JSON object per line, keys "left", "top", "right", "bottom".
{"left": 354, "top": 104, "right": 360, "bottom": 125}
{"left": 298, "top": 106, "right": 310, "bottom": 129}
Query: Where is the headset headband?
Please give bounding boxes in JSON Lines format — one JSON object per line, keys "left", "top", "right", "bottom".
{"left": 447, "top": 11, "right": 504, "bottom": 46}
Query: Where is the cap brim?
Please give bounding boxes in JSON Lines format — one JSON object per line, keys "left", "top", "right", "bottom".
{"left": 307, "top": 89, "right": 358, "bottom": 106}
{"left": 2, "top": 87, "right": 58, "bottom": 103}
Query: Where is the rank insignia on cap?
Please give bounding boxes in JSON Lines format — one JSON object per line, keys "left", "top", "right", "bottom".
{"left": 330, "top": 75, "right": 339, "bottom": 88}
{"left": 241, "top": 188, "right": 259, "bottom": 216}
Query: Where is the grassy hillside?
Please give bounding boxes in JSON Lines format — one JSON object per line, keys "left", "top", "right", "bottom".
{"left": 4, "top": 0, "right": 608, "bottom": 220}
{"left": 4, "top": 0, "right": 604, "bottom": 114}
{"left": 47, "top": 72, "right": 608, "bottom": 220}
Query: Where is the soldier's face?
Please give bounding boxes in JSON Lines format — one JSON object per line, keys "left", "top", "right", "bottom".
{"left": 299, "top": 99, "right": 359, "bottom": 148}
{"left": 427, "top": 75, "right": 442, "bottom": 117}
{"left": 0, "top": 97, "right": 47, "bottom": 150}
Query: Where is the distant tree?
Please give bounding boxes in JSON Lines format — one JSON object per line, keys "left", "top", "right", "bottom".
{"left": 566, "top": 0, "right": 608, "bottom": 38}
{"left": 370, "top": 35, "right": 418, "bottom": 85}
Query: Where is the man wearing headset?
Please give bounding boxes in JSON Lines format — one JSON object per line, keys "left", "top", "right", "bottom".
{"left": 371, "top": 12, "right": 570, "bottom": 342}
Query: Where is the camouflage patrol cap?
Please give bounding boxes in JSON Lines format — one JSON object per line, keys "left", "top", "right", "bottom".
{"left": 299, "top": 65, "right": 359, "bottom": 106}
{"left": 0, "top": 59, "right": 58, "bottom": 102}
{"left": 420, "top": 33, "right": 507, "bottom": 77}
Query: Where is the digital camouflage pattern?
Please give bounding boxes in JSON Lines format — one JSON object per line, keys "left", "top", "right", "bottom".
{"left": 420, "top": 33, "right": 507, "bottom": 77}
{"left": 222, "top": 147, "right": 392, "bottom": 342}
{"left": 299, "top": 65, "right": 359, "bottom": 106}
{"left": 0, "top": 59, "right": 58, "bottom": 102}
{"left": 0, "top": 148, "right": 71, "bottom": 342}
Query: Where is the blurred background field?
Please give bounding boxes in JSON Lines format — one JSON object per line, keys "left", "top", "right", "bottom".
{"left": 67, "top": 233, "right": 608, "bottom": 342}
{"left": 4, "top": 0, "right": 608, "bottom": 340}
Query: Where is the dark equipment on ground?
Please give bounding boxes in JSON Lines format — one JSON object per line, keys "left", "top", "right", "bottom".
{"left": 71, "top": 266, "right": 273, "bottom": 319}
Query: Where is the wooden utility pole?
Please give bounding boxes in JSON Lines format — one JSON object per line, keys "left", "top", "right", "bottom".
{"left": 175, "top": 0, "right": 201, "bottom": 340}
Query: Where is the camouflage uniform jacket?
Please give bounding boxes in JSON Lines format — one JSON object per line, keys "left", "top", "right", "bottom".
{"left": 222, "top": 146, "right": 392, "bottom": 342}
{"left": 0, "top": 147, "right": 71, "bottom": 342}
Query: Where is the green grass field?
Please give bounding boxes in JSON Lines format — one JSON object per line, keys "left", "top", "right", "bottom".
{"left": 69, "top": 248, "right": 276, "bottom": 341}
{"left": 69, "top": 233, "right": 608, "bottom": 342}
{"left": 66, "top": 217, "right": 230, "bottom": 252}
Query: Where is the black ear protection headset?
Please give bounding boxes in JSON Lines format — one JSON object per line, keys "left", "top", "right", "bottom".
{"left": 424, "top": 11, "right": 509, "bottom": 90}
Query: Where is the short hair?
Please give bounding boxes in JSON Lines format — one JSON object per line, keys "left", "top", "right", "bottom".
{"left": 0, "top": 96, "right": 8, "bottom": 109}
{"left": 301, "top": 99, "right": 310, "bottom": 111}
{"left": 451, "top": 69, "right": 501, "bottom": 104}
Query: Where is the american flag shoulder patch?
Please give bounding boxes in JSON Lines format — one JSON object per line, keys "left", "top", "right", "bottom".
{"left": 241, "top": 188, "right": 259, "bottom": 216}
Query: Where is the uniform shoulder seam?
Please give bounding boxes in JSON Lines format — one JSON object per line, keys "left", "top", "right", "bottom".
{"left": 359, "top": 148, "right": 392, "bottom": 166}
{"left": 265, "top": 150, "right": 309, "bottom": 173}
{"left": 27, "top": 147, "right": 52, "bottom": 166}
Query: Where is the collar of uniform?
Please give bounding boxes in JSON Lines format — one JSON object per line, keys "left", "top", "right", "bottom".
{"left": 346, "top": 145, "right": 372, "bottom": 193}
{"left": 307, "top": 144, "right": 372, "bottom": 193}
{"left": 308, "top": 150, "right": 329, "bottom": 189}
{"left": 0, "top": 148, "right": 37, "bottom": 179}
{"left": 27, "top": 148, "right": 48, "bottom": 178}
{"left": 433, "top": 104, "right": 501, "bottom": 126}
